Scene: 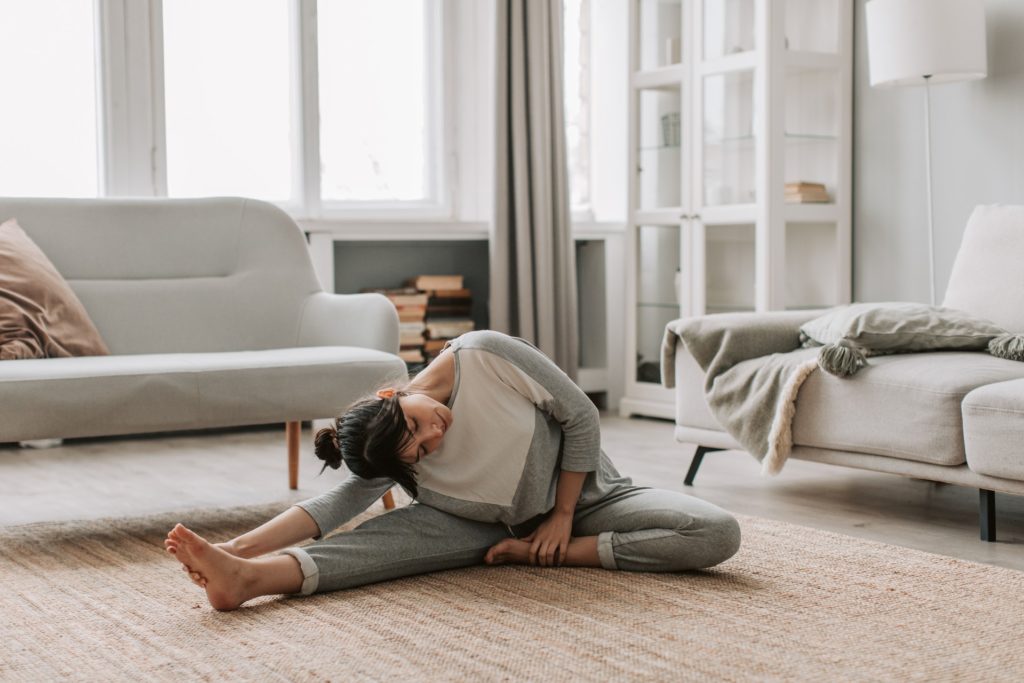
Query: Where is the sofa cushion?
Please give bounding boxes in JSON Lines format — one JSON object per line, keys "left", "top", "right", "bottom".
{"left": 0, "top": 347, "right": 407, "bottom": 442}
{"left": 0, "top": 218, "right": 110, "bottom": 360}
{"left": 800, "top": 302, "right": 1005, "bottom": 352}
{"left": 0, "top": 198, "right": 321, "bottom": 355}
{"left": 962, "top": 378, "right": 1024, "bottom": 480}
{"left": 799, "top": 302, "right": 1008, "bottom": 377}
{"left": 791, "top": 352, "right": 1024, "bottom": 466}
{"left": 943, "top": 204, "right": 1024, "bottom": 333}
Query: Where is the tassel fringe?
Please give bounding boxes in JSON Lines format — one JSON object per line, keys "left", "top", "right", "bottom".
{"left": 761, "top": 358, "right": 820, "bottom": 477}
{"left": 989, "top": 333, "right": 1024, "bottom": 362}
{"left": 818, "top": 338, "right": 867, "bottom": 377}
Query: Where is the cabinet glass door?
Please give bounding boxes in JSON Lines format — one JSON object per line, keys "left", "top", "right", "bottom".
{"left": 704, "top": 223, "right": 755, "bottom": 313}
{"left": 785, "top": 65, "right": 838, "bottom": 205}
{"left": 785, "top": 0, "right": 839, "bottom": 53}
{"left": 639, "top": 0, "right": 683, "bottom": 71}
{"left": 702, "top": 71, "right": 755, "bottom": 206}
{"left": 703, "top": 0, "right": 755, "bottom": 60}
{"left": 638, "top": 87, "right": 683, "bottom": 210}
{"left": 636, "top": 225, "right": 681, "bottom": 383}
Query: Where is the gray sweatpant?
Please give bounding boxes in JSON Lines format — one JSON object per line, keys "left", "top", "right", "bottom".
{"left": 281, "top": 487, "right": 740, "bottom": 595}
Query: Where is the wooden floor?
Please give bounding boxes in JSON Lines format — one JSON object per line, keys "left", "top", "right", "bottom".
{"left": 3, "top": 414, "right": 1022, "bottom": 571}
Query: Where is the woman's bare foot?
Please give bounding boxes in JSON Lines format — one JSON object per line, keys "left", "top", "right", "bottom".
{"left": 165, "top": 524, "right": 254, "bottom": 611}
{"left": 484, "top": 538, "right": 534, "bottom": 565}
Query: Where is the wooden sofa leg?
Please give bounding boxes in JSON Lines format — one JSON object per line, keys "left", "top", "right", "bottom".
{"left": 979, "top": 489, "right": 996, "bottom": 542}
{"left": 684, "top": 446, "right": 722, "bottom": 486}
{"left": 382, "top": 490, "right": 396, "bottom": 510}
{"left": 286, "top": 421, "right": 300, "bottom": 490}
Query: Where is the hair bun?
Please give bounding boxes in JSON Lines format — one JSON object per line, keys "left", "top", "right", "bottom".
{"left": 314, "top": 425, "right": 343, "bottom": 472}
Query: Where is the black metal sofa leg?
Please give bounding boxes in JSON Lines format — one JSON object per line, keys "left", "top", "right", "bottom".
{"left": 684, "top": 446, "right": 723, "bottom": 486}
{"left": 979, "top": 489, "right": 997, "bottom": 542}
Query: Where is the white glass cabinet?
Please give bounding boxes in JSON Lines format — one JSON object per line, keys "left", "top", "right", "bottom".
{"left": 621, "top": 0, "right": 853, "bottom": 419}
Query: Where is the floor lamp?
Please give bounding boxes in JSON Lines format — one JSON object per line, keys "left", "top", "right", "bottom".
{"left": 866, "top": 0, "right": 987, "bottom": 305}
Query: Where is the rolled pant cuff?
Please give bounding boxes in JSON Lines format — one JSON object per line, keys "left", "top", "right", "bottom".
{"left": 280, "top": 546, "right": 319, "bottom": 595}
{"left": 596, "top": 531, "right": 618, "bottom": 570}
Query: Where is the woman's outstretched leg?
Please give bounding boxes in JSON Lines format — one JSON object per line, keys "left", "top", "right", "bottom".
{"left": 165, "top": 524, "right": 304, "bottom": 611}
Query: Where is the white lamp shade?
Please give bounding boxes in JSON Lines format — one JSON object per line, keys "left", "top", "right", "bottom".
{"left": 867, "top": 0, "right": 987, "bottom": 88}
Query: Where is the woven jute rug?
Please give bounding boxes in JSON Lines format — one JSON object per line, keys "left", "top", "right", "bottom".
{"left": 2, "top": 501, "right": 1023, "bottom": 683}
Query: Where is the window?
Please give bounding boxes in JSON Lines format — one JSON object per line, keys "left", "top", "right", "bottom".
{"left": 162, "top": 0, "right": 293, "bottom": 201}
{"left": 0, "top": 0, "right": 99, "bottom": 197}
{"left": 4, "top": 0, "right": 447, "bottom": 216}
{"left": 563, "top": 0, "right": 591, "bottom": 212}
{"left": 318, "top": 0, "right": 438, "bottom": 205}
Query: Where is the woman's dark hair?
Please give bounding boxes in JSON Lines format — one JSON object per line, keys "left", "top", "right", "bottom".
{"left": 313, "top": 391, "right": 419, "bottom": 498}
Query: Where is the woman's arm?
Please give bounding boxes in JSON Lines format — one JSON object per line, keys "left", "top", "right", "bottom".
{"left": 220, "top": 474, "right": 396, "bottom": 558}
{"left": 220, "top": 506, "right": 320, "bottom": 559}
{"left": 553, "top": 469, "right": 587, "bottom": 515}
{"left": 523, "top": 469, "right": 588, "bottom": 566}
{"left": 458, "top": 332, "right": 602, "bottom": 473}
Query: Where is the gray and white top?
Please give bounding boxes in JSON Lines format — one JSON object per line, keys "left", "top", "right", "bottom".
{"left": 297, "top": 330, "right": 634, "bottom": 537}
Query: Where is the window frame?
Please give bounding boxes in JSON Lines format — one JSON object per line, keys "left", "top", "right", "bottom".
{"left": 94, "top": 0, "right": 453, "bottom": 220}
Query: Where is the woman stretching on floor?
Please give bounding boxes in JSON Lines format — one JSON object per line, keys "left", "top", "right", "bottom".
{"left": 165, "top": 330, "right": 741, "bottom": 610}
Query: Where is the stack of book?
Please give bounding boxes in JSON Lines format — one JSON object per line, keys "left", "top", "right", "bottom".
{"left": 406, "top": 275, "right": 475, "bottom": 361}
{"left": 785, "top": 181, "right": 830, "bottom": 203}
{"left": 362, "top": 287, "right": 429, "bottom": 364}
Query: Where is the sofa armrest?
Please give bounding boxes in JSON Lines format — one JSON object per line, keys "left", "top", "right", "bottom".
{"left": 674, "top": 341, "right": 722, "bottom": 431}
{"left": 661, "top": 309, "right": 828, "bottom": 388}
{"left": 296, "top": 292, "right": 400, "bottom": 353}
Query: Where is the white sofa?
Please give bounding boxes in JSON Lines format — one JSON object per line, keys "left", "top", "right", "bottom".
{"left": 0, "top": 197, "right": 407, "bottom": 489}
{"left": 669, "top": 205, "right": 1024, "bottom": 541}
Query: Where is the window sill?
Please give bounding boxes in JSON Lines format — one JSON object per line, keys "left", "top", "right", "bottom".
{"left": 300, "top": 219, "right": 489, "bottom": 241}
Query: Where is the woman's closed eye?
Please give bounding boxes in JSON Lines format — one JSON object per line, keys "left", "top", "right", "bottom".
{"left": 409, "top": 419, "right": 425, "bottom": 462}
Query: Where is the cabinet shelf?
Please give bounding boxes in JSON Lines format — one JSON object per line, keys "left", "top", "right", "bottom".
{"left": 632, "top": 66, "right": 685, "bottom": 90}
{"left": 784, "top": 203, "right": 840, "bottom": 222}
{"left": 700, "top": 52, "right": 757, "bottom": 76}
{"left": 705, "top": 133, "right": 838, "bottom": 146}
{"left": 637, "top": 302, "right": 680, "bottom": 309}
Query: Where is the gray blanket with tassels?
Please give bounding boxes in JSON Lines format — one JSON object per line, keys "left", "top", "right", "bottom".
{"left": 661, "top": 311, "right": 823, "bottom": 474}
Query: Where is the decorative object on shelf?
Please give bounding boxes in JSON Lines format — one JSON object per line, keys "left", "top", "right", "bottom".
{"left": 784, "top": 181, "right": 830, "bottom": 204}
{"left": 866, "top": 0, "right": 987, "bottom": 305}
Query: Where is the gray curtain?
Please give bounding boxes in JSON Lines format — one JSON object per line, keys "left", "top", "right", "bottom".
{"left": 492, "top": 0, "right": 579, "bottom": 379}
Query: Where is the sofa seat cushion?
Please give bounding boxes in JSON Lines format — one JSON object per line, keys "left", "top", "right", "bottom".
{"left": 962, "top": 378, "right": 1024, "bottom": 480}
{"left": 0, "top": 347, "right": 407, "bottom": 442}
{"left": 791, "top": 352, "right": 1024, "bottom": 466}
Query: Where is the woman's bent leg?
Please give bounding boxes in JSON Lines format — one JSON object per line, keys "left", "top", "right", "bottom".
{"left": 572, "top": 488, "right": 740, "bottom": 572}
{"left": 282, "top": 502, "right": 510, "bottom": 595}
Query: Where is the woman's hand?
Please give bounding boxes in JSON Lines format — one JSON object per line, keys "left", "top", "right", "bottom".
{"left": 523, "top": 510, "right": 573, "bottom": 567}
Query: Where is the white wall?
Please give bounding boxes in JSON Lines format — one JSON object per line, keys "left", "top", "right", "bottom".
{"left": 853, "top": 0, "right": 1024, "bottom": 303}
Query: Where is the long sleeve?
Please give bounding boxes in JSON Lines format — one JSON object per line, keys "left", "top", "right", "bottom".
{"left": 294, "top": 474, "right": 394, "bottom": 539}
{"left": 449, "top": 331, "right": 601, "bottom": 472}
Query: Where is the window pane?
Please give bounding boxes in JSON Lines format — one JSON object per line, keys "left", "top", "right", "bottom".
{"left": 163, "top": 0, "right": 292, "bottom": 200}
{"left": 0, "top": 0, "right": 98, "bottom": 197}
{"left": 318, "top": 0, "right": 431, "bottom": 202}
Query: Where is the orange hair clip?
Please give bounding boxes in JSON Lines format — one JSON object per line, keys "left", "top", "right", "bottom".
{"left": 376, "top": 388, "right": 396, "bottom": 399}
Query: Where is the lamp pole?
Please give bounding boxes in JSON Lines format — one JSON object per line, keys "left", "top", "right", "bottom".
{"left": 923, "top": 74, "right": 936, "bottom": 306}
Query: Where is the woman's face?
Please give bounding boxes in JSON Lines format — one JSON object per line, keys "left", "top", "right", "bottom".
{"left": 396, "top": 393, "right": 453, "bottom": 464}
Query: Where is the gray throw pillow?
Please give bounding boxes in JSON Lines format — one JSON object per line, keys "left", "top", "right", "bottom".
{"left": 799, "top": 302, "right": 1021, "bottom": 377}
